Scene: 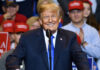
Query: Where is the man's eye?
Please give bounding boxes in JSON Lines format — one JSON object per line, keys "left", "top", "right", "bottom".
{"left": 77, "top": 10, "right": 81, "bottom": 13}
{"left": 43, "top": 16, "right": 49, "bottom": 18}
{"left": 52, "top": 15, "right": 56, "bottom": 18}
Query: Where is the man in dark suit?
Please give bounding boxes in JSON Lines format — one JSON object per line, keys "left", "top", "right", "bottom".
{"left": 6, "top": 3, "right": 90, "bottom": 70}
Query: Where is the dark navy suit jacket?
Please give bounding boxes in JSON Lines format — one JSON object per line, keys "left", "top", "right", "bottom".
{"left": 6, "top": 28, "right": 90, "bottom": 70}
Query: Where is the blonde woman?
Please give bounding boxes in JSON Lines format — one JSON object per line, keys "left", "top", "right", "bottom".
{"left": 27, "top": 16, "right": 41, "bottom": 30}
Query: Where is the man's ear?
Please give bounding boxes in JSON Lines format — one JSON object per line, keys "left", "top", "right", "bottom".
{"left": 2, "top": 6, "right": 6, "bottom": 13}
{"left": 58, "top": 17, "right": 62, "bottom": 23}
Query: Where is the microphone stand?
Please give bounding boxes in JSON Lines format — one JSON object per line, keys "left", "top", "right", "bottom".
{"left": 46, "top": 29, "right": 52, "bottom": 70}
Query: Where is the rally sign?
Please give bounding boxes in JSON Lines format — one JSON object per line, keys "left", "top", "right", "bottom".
{"left": 0, "top": 32, "right": 10, "bottom": 57}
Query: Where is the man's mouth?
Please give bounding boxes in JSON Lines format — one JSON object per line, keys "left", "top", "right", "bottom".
{"left": 46, "top": 23, "right": 55, "bottom": 27}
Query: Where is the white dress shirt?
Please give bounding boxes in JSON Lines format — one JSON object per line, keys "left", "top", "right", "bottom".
{"left": 62, "top": 22, "right": 100, "bottom": 58}
{"left": 43, "top": 30, "right": 57, "bottom": 52}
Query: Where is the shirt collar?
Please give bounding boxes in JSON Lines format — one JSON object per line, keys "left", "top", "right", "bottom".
{"left": 70, "top": 21, "right": 86, "bottom": 29}
{"left": 43, "top": 29, "right": 57, "bottom": 38}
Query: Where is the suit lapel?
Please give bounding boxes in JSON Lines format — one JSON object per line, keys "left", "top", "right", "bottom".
{"left": 38, "top": 28, "right": 49, "bottom": 69}
{"left": 54, "top": 29, "right": 65, "bottom": 67}
{"left": 37, "top": 28, "right": 66, "bottom": 69}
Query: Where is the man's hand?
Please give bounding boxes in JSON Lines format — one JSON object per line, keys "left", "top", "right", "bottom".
{"left": 3, "top": 13, "right": 11, "bottom": 20}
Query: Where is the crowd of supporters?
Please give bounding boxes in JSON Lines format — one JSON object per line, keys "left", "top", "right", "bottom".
{"left": 0, "top": 0, "right": 100, "bottom": 70}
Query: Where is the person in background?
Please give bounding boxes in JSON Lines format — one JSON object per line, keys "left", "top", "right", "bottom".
{"left": 0, "top": 49, "right": 14, "bottom": 70}
{"left": 0, "top": 2, "right": 27, "bottom": 24}
{"left": 6, "top": 3, "right": 89, "bottom": 70}
{"left": 2, "top": 20, "right": 15, "bottom": 49}
{"left": 14, "top": 22, "right": 29, "bottom": 70}
{"left": 83, "top": 0, "right": 100, "bottom": 40}
{"left": 89, "top": 0, "right": 100, "bottom": 69}
{"left": 0, "top": 2, "right": 27, "bottom": 23}
{"left": 83, "top": 0, "right": 100, "bottom": 31}
{"left": 57, "top": 0, "right": 73, "bottom": 26}
{"left": 62, "top": 0, "right": 100, "bottom": 58}
{"left": 14, "top": 22, "right": 29, "bottom": 45}
{"left": 0, "top": 20, "right": 15, "bottom": 70}
{"left": 0, "top": 2, "right": 27, "bottom": 31}
{"left": 83, "top": 0, "right": 99, "bottom": 70}
{"left": 0, "top": 22, "right": 29, "bottom": 70}
{"left": 27, "top": 16, "right": 41, "bottom": 30}
{"left": 1, "top": 0, "right": 36, "bottom": 18}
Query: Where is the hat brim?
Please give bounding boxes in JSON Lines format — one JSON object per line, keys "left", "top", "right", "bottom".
{"left": 3, "top": 29, "right": 14, "bottom": 33}
{"left": 69, "top": 7, "right": 83, "bottom": 11}
{"left": 15, "top": 29, "right": 27, "bottom": 33}
{"left": 4, "top": 3, "right": 18, "bottom": 8}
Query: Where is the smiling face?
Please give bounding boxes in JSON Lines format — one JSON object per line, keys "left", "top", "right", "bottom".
{"left": 39, "top": 3, "right": 61, "bottom": 33}
{"left": 40, "top": 10, "right": 60, "bottom": 32}
{"left": 69, "top": 10, "right": 83, "bottom": 23}
{"left": 6, "top": 6, "right": 19, "bottom": 17}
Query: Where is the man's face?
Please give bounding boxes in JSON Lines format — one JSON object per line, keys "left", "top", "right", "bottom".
{"left": 40, "top": 10, "right": 61, "bottom": 33}
{"left": 69, "top": 10, "right": 83, "bottom": 23}
{"left": 6, "top": 6, "right": 18, "bottom": 17}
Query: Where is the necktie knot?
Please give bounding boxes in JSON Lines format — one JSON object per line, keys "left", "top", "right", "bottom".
{"left": 51, "top": 35, "right": 54, "bottom": 39}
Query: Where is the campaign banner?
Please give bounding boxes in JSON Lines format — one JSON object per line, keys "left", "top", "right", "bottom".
{"left": 0, "top": 32, "right": 10, "bottom": 57}
{"left": 72, "top": 57, "right": 93, "bottom": 70}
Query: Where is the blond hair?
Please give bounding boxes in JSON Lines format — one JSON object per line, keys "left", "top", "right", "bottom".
{"left": 37, "top": 0, "right": 53, "bottom": 12}
{"left": 27, "top": 16, "right": 39, "bottom": 28}
{"left": 38, "top": 3, "right": 62, "bottom": 18}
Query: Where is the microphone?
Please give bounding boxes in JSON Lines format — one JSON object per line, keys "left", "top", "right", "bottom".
{"left": 46, "top": 29, "right": 52, "bottom": 39}
{"left": 46, "top": 29, "right": 52, "bottom": 70}
{"left": 46, "top": 29, "right": 52, "bottom": 44}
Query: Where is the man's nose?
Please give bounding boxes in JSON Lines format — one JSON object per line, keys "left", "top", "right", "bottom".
{"left": 74, "top": 11, "right": 78, "bottom": 15}
{"left": 48, "top": 17, "right": 53, "bottom": 22}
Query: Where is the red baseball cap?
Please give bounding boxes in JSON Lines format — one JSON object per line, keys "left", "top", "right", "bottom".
{"left": 68, "top": 1, "right": 84, "bottom": 11}
{"left": 2, "top": 20, "right": 15, "bottom": 32}
{"left": 83, "top": 0, "right": 92, "bottom": 5}
{"left": 15, "top": 22, "right": 29, "bottom": 32}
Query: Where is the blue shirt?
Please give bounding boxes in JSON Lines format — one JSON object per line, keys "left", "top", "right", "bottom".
{"left": 62, "top": 22, "right": 100, "bottom": 58}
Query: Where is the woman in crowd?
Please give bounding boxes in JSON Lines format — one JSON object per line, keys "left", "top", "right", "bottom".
{"left": 27, "top": 16, "right": 41, "bottom": 30}
{"left": 83, "top": 0, "right": 100, "bottom": 31}
{"left": 83, "top": 0, "right": 100, "bottom": 70}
